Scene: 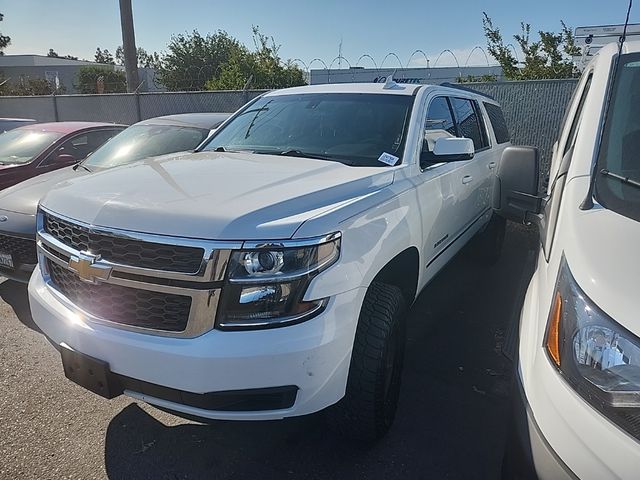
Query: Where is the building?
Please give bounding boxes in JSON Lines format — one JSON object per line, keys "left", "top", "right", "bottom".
{"left": 0, "top": 55, "right": 161, "bottom": 93}
{"left": 309, "top": 66, "right": 504, "bottom": 85}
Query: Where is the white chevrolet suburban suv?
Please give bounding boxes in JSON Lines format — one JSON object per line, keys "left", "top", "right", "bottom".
{"left": 496, "top": 41, "right": 640, "bottom": 477}
{"left": 29, "top": 81, "right": 510, "bottom": 440}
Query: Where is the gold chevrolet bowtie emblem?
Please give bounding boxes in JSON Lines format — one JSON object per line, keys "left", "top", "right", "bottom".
{"left": 68, "top": 253, "right": 112, "bottom": 284}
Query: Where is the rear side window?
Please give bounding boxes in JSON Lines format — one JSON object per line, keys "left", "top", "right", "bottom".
{"left": 450, "top": 97, "right": 489, "bottom": 151}
{"left": 483, "top": 103, "right": 510, "bottom": 144}
{"left": 562, "top": 74, "right": 593, "bottom": 156}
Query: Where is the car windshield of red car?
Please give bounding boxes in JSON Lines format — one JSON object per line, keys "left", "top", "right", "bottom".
{"left": 0, "top": 129, "right": 63, "bottom": 165}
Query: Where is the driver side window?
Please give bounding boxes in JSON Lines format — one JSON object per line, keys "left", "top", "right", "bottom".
{"left": 39, "top": 130, "right": 118, "bottom": 167}
{"left": 421, "top": 96, "right": 457, "bottom": 168}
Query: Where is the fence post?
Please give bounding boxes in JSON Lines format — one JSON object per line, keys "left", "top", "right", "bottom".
{"left": 135, "top": 91, "right": 142, "bottom": 122}
{"left": 52, "top": 93, "right": 59, "bottom": 122}
{"left": 242, "top": 75, "right": 253, "bottom": 106}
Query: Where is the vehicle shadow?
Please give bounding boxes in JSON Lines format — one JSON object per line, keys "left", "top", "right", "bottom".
{"left": 0, "top": 279, "right": 40, "bottom": 333}
{"left": 103, "top": 223, "right": 538, "bottom": 480}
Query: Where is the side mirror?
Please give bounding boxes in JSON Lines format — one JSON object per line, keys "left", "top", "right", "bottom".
{"left": 493, "top": 146, "right": 542, "bottom": 224}
{"left": 55, "top": 154, "right": 77, "bottom": 164}
{"left": 432, "top": 137, "right": 474, "bottom": 162}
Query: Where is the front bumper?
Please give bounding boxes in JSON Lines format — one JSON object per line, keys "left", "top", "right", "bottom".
{"left": 517, "top": 263, "right": 640, "bottom": 479}
{"left": 29, "top": 269, "right": 364, "bottom": 420}
{"left": 510, "top": 373, "right": 577, "bottom": 479}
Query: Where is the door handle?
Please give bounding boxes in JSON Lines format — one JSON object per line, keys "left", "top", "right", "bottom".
{"left": 462, "top": 175, "right": 473, "bottom": 185}
{"left": 488, "top": 161, "right": 497, "bottom": 170}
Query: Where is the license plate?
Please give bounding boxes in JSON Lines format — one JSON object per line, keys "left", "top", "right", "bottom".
{"left": 0, "top": 252, "right": 13, "bottom": 269}
{"left": 60, "top": 346, "right": 120, "bottom": 399}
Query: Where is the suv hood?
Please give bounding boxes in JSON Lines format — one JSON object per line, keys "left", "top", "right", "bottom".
{"left": 0, "top": 166, "right": 85, "bottom": 215}
{"left": 40, "top": 151, "right": 395, "bottom": 240}
{"left": 566, "top": 183, "right": 640, "bottom": 336}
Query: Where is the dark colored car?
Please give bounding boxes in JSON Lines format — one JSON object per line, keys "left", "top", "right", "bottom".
{"left": 0, "top": 122, "right": 125, "bottom": 191}
{"left": 0, "top": 112, "right": 230, "bottom": 282}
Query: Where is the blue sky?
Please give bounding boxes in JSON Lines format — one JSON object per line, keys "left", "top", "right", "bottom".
{"left": 2, "top": 0, "right": 638, "bottom": 68}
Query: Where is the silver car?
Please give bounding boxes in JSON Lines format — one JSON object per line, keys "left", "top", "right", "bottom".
{"left": 0, "top": 112, "right": 230, "bottom": 282}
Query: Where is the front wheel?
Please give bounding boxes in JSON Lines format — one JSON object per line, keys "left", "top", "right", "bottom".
{"left": 326, "top": 281, "right": 406, "bottom": 441}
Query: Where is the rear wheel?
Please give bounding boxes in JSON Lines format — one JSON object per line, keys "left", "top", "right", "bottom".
{"left": 326, "top": 281, "right": 406, "bottom": 441}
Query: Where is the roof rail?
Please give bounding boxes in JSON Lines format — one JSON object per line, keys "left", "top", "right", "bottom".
{"left": 440, "top": 82, "right": 495, "bottom": 101}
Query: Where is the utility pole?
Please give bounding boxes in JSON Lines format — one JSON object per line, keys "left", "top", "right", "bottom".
{"left": 119, "top": 0, "right": 140, "bottom": 92}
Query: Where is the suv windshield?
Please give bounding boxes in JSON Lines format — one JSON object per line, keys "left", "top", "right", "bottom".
{"left": 0, "top": 129, "right": 63, "bottom": 165}
{"left": 83, "top": 124, "right": 209, "bottom": 170}
{"left": 595, "top": 52, "right": 640, "bottom": 222}
{"left": 203, "top": 93, "right": 415, "bottom": 167}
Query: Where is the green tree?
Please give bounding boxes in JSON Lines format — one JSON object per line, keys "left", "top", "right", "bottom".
{"left": 0, "top": 77, "right": 66, "bottom": 96}
{"left": 115, "top": 46, "right": 161, "bottom": 68}
{"left": 94, "top": 47, "right": 115, "bottom": 65}
{"left": 156, "top": 30, "right": 245, "bottom": 91}
{"left": 482, "top": 13, "right": 580, "bottom": 80}
{"left": 75, "top": 66, "right": 126, "bottom": 93}
{"left": 47, "top": 48, "right": 79, "bottom": 60}
{"left": 206, "top": 27, "right": 306, "bottom": 90}
{"left": 456, "top": 74, "right": 498, "bottom": 83}
{"left": 0, "top": 13, "right": 11, "bottom": 55}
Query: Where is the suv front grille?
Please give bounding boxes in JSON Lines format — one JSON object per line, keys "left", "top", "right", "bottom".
{"left": 48, "top": 260, "right": 192, "bottom": 332}
{"left": 44, "top": 213, "right": 204, "bottom": 274}
{"left": 0, "top": 234, "right": 37, "bottom": 265}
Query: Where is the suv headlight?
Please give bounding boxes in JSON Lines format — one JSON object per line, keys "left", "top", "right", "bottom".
{"left": 216, "top": 233, "right": 341, "bottom": 330}
{"left": 545, "top": 256, "right": 640, "bottom": 440}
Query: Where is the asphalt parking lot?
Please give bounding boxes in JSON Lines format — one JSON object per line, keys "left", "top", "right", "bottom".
{"left": 0, "top": 223, "right": 538, "bottom": 480}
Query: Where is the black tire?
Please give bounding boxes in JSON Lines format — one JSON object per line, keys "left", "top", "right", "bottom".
{"left": 473, "top": 214, "right": 506, "bottom": 266}
{"left": 326, "top": 281, "right": 407, "bottom": 442}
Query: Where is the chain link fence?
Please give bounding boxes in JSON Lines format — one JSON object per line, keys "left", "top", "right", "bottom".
{"left": 0, "top": 79, "right": 579, "bottom": 173}
{"left": 0, "top": 90, "right": 267, "bottom": 124}
{"left": 471, "top": 79, "right": 578, "bottom": 173}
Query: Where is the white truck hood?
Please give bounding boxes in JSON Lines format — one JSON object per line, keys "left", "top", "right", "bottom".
{"left": 40, "top": 151, "right": 394, "bottom": 240}
{"left": 566, "top": 195, "right": 640, "bottom": 337}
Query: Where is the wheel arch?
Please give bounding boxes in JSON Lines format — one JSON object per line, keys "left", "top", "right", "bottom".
{"left": 370, "top": 246, "right": 420, "bottom": 305}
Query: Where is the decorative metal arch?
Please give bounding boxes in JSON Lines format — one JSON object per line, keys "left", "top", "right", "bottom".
{"left": 463, "top": 46, "right": 491, "bottom": 67}
{"left": 380, "top": 52, "right": 403, "bottom": 69}
{"left": 506, "top": 43, "right": 520, "bottom": 63}
{"left": 406, "top": 49, "right": 430, "bottom": 68}
{"left": 356, "top": 54, "right": 378, "bottom": 70}
{"left": 308, "top": 58, "right": 330, "bottom": 83}
{"left": 433, "top": 49, "right": 462, "bottom": 78}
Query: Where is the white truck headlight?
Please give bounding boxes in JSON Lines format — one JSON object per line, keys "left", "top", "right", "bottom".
{"left": 545, "top": 256, "right": 640, "bottom": 440}
{"left": 216, "top": 233, "right": 341, "bottom": 330}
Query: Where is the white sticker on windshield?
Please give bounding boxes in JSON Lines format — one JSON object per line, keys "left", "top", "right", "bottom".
{"left": 378, "top": 152, "right": 399, "bottom": 166}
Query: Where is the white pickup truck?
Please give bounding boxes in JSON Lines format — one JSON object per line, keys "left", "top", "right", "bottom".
{"left": 29, "top": 81, "right": 511, "bottom": 440}
{"left": 498, "top": 40, "right": 640, "bottom": 477}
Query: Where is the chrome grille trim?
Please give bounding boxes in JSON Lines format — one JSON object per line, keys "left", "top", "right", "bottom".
{"left": 38, "top": 207, "right": 241, "bottom": 282}
{"left": 36, "top": 207, "right": 239, "bottom": 338}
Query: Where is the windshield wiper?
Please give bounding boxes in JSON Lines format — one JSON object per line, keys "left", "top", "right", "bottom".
{"left": 212, "top": 146, "right": 254, "bottom": 154}
{"left": 251, "top": 149, "right": 354, "bottom": 165}
{"left": 278, "top": 149, "right": 335, "bottom": 160}
{"left": 600, "top": 169, "right": 640, "bottom": 190}
{"left": 73, "top": 163, "right": 92, "bottom": 173}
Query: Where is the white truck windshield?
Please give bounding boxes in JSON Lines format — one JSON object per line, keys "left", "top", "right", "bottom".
{"left": 595, "top": 52, "right": 640, "bottom": 222}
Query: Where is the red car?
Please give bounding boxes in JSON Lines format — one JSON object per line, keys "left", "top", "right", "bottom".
{"left": 0, "top": 122, "right": 125, "bottom": 190}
